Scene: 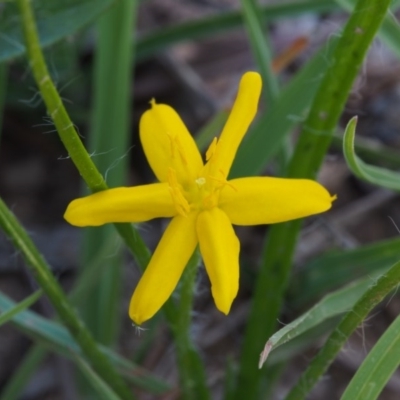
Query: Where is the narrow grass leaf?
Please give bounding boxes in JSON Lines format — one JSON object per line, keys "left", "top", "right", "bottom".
{"left": 136, "top": 1, "right": 339, "bottom": 60}
{"left": 0, "top": 345, "right": 47, "bottom": 400}
{"left": 240, "top": 0, "right": 279, "bottom": 104}
{"left": 290, "top": 237, "right": 400, "bottom": 307}
{"left": 340, "top": 313, "right": 400, "bottom": 400}
{"left": 230, "top": 40, "right": 336, "bottom": 178}
{"left": 285, "top": 258, "right": 400, "bottom": 400}
{"left": 331, "top": 132, "right": 400, "bottom": 169}
{"left": 259, "top": 273, "right": 388, "bottom": 368}
{"left": 75, "top": 356, "right": 123, "bottom": 400}
{"left": 0, "top": 0, "right": 116, "bottom": 63}
{"left": 0, "top": 290, "right": 171, "bottom": 394}
{"left": 81, "top": 0, "right": 137, "bottom": 347}
{"left": 343, "top": 116, "right": 400, "bottom": 191}
{"left": 0, "top": 289, "right": 42, "bottom": 326}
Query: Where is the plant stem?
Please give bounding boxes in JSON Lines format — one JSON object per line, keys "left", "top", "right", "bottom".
{"left": 234, "top": 0, "right": 392, "bottom": 398}
{"left": 286, "top": 259, "right": 400, "bottom": 399}
{"left": 0, "top": 197, "right": 134, "bottom": 400}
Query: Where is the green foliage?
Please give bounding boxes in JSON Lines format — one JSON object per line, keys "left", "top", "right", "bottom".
{"left": 1, "top": 0, "right": 400, "bottom": 399}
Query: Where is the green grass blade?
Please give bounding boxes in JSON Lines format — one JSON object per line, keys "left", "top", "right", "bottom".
{"left": 0, "top": 291, "right": 170, "bottom": 394}
{"left": 240, "top": 0, "right": 279, "bottom": 104}
{"left": 290, "top": 237, "right": 400, "bottom": 307}
{"left": 0, "top": 345, "right": 47, "bottom": 400}
{"left": 0, "top": 0, "right": 116, "bottom": 63}
{"left": 343, "top": 117, "right": 400, "bottom": 191}
{"left": 285, "top": 258, "right": 400, "bottom": 399}
{"left": 331, "top": 131, "right": 400, "bottom": 169}
{"left": 234, "top": 1, "right": 391, "bottom": 399}
{"left": 230, "top": 40, "right": 336, "bottom": 178}
{"left": 340, "top": 313, "right": 400, "bottom": 400}
{"left": 0, "top": 289, "right": 42, "bottom": 326}
{"left": 0, "top": 63, "right": 7, "bottom": 140}
{"left": 81, "top": 0, "right": 138, "bottom": 346}
{"left": 136, "top": 1, "right": 339, "bottom": 60}
{"left": 259, "top": 273, "right": 388, "bottom": 368}
{"left": 75, "top": 356, "right": 123, "bottom": 400}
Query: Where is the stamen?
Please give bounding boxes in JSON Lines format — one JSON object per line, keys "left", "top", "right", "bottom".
{"left": 166, "top": 133, "right": 188, "bottom": 165}
{"left": 168, "top": 169, "right": 190, "bottom": 216}
{"left": 209, "top": 175, "right": 238, "bottom": 192}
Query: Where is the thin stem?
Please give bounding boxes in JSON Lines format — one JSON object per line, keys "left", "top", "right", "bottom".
{"left": 286, "top": 259, "right": 400, "bottom": 399}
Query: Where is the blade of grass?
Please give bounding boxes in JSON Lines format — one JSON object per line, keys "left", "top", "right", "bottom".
{"left": 240, "top": 0, "right": 279, "bottom": 104}
{"left": 259, "top": 271, "right": 389, "bottom": 368}
{"left": 136, "top": 0, "right": 339, "bottom": 60}
{"left": 331, "top": 131, "right": 400, "bottom": 169}
{"left": 230, "top": 39, "right": 336, "bottom": 178}
{"left": 0, "top": 0, "right": 117, "bottom": 63}
{"left": 285, "top": 258, "right": 400, "bottom": 399}
{"left": 0, "top": 197, "right": 133, "bottom": 400}
{"left": 0, "top": 345, "right": 47, "bottom": 400}
{"left": 0, "top": 290, "right": 171, "bottom": 394}
{"left": 290, "top": 236, "right": 400, "bottom": 307}
{"left": 343, "top": 116, "right": 400, "bottom": 191}
{"left": 0, "top": 289, "right": 42, "bottom": 326}
{"left": 340, "top": 312, "right": 400, "bottom": 400}
{"left": 234, "top": 1, "right": 392, "bottom": 399}
{"left": 80, "top": 0, "right": 137, "bottom": 346}
{"left": 0, "top": 63, "right": 7, "bottom": 140}
{"left": 231, "top": 0, "right": 400, "bottom": 178}
{"left": 75, "top": 356, "right": 122, "bottom": 400}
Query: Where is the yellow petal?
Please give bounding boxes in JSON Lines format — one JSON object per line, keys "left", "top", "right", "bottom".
{"left": 129, "top": 213, "right": 198, "bottom": 325}
{"left": 140, "top": 101, "right": 203, "bottom": 185}
{"left": 205, "top": 72, "right": 262, "bottom": 178}
{"left": 219, "top": 177, "right": 334, "bottom": 225}
{"left": 64, "top": 183, "right": 176, "bottom": 227}
{"left": 196, "top": 208, "right": 239, "bottom": 314}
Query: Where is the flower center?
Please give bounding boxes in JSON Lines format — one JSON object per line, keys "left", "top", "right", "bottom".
{"left": 168, "top": 169, "right": 224, "bottom": 216}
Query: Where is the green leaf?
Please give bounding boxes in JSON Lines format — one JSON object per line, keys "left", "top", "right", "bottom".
{"left": 290, "top": 237, "right": 400, "bottom": 307}
{"left": 230, "top": 39, "right": 337, "bottom": 178}
{"left": 75, "top": 356, "right": 122, "bottom": 400}
{"left": 343, "top": 116, "right": 400, "bottom": 191}
{"left": 0, "top": 290, "right": 170, "bottom": 394}
{"left": 136, "top": 1, "right": 339, "bottom": 60}
{"left": 341, "top": 313, "right": 400, "bottom": 400}
{"left": 0, "top": 0, "right": 115, "bottom": 63}
{"left": 285, "top": 257, "right": 400, "bottom": 400}
{"left": 259, "top": 273, "right": 386, "bottom": 368}
{"left": 0, "top": 289, "right": 42, "bottom": 326}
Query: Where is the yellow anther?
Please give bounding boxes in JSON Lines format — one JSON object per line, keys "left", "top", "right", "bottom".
{"left": 168, "top": 169, "right": 190, "bottom": 216}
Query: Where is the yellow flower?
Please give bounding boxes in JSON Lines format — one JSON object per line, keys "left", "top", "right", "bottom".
{"left": 64, "top": 72, "right": 334, "bottom": 325}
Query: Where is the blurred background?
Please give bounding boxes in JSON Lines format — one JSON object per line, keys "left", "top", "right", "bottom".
{"left": 1, "top": 0, "right": 400, "bottom": 399}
